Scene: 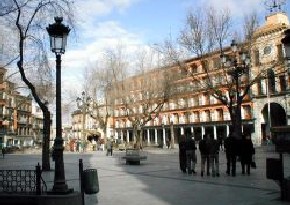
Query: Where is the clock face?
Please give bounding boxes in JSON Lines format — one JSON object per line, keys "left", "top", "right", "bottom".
{"left": 263, "top": 45, "right": 272, "bottom": 55}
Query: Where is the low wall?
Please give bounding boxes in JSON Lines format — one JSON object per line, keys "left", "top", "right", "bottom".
{"left": 0, "top": 192, "right": 82, "bottom": 205}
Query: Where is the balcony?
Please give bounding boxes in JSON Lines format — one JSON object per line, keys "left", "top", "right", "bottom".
{"left": 0, "top": 84, "right": 6, "bottom": 90}
{"left": 18, "top": 118, "right": 28, "bottom": 124}
{"left": 33, "top": 124, "right": 43, "bottom": 129}
{"left": 0, "top": 98, "right": 7, "bottom": 105}
{"left": 244, "top": 113, "right": 252, "bottom": 120}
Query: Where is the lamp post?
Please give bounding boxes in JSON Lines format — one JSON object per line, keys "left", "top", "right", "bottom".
{"left": 220, "top": 39, "right": 250, "bottom": 138}
{"left": 47, "top": 17, "right": 70, "bottom": 193}
{"left": 271, "top": 28, "right": 290, "bottom": 201}
{"left": 76, "top": 91, "right": 92, "bottom": 152}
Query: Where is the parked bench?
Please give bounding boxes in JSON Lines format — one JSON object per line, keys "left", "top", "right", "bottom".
{"left": 122, "top": 149, "right": 147, "bottom": 165}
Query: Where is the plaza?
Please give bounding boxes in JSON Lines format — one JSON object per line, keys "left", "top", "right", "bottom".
{"left": 0, "top": 145, "right": 289, "bottom": 205}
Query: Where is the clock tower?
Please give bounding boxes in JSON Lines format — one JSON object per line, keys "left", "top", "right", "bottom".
{"left": 251, "top": 0, "right": 289, "bottom": 145}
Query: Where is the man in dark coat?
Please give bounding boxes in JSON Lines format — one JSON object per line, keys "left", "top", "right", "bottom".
{"left": 179, "top": 135, "right": 187, "bottom": 173}
{"left": 199, "top": 134, "right": 210, "bottom": 177}
{"left": 240, "top": 134, "right": 254, "bottom": 175}
{"left": 208, "top": 134, "right": 220, "bottom": 177}
{"left": 224, "top": 132, "right": 238, "bottom": 177}
{"left": 185, "top": 135, "right": 196, "bottom": 174}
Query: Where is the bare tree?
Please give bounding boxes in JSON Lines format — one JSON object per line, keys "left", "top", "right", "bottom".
{"left": 243, "top": 11, "right": 260, "bottom": 42}
{"left": 0, "top": 0, "right": 74, "bottom": 171}
{"left": 110, "top": 47, "right": 174, "bottom": 149}
{"left": 87, "top": 46, "right": 129, "bottom": 142}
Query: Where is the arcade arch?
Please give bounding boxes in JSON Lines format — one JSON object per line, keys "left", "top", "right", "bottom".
{"left": 261, "top": 102, "right": 287, "bottom": 141}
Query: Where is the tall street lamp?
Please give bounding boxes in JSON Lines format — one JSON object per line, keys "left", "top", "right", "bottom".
{"left": 47, "top": 17, "right": 70, "bottom": 193}
{"left": 76, "top": 91, "right": 92, "bottom": 152}
{"left": 221, "top": 39, "right": 250, "bottom": 138}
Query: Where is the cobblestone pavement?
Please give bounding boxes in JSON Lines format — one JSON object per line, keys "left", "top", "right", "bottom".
{"left": 0, "top": 145, "right": 289, "bottom": 205}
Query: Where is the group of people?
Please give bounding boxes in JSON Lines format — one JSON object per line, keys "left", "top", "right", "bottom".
{"left": 179, "top": 132, "right": 255, "bottom": 177}
{"left": 224, "top": 133, "right": 255, "bottom": 176}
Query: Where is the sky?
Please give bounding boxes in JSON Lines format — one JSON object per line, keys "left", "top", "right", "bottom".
{"left": 61, "top": 0, "right": 285, "bottom": 98}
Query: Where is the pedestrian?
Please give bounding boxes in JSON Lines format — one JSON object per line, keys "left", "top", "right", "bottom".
{"left": 106, "top": 139, "right": 113, "bottom": 156}
{"left": 199, "top": 134, "right": 210, "bottom": 177}
{"left": 218, "top": 135, "right": 224, "bottom": 151}
{"left": 178, "top": 135, "right": 187, "bottom": 173}
{"left": 166, "top": 137, "right": 170, "bottom": 149}
{"left": 1, "top": 147, "right": 5, "bottom": 158}
{"left": 208, "top": 134, "right": 220, "bottom": 177}
{"left": 240, "top": 134, "right": 254, "bottom": 175}
{"left": 185, "top": 135, "right": 197, "bottom": 174}
{"left": 224, "top": 132, "right": 238, "bottom": 177}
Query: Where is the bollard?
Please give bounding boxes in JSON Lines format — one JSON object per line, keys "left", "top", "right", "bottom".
{"left": 35, "top": 163, "right": 41, "bottom": 195}
{"left": 79, "top": 159, "right": 84, "bottom": 205}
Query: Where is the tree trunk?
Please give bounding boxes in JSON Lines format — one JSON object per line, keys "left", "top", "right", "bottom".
{"left": 234, "top": 103, "right": 243, "bottom": 139}
{"left": 170, "top": 122, "right": 174, "bottom": 148}
{"left": 133, "top": 127, "right": 141, "bottom": 149}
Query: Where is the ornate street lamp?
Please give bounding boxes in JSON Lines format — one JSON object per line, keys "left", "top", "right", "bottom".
{"left": 76, "top": 91, "right": 92, "bottom": 152}
{"left": 47, "top": 17, "right": 70, "bottom": 193}
{"left": 220, "top": 39, "right": 250, "bottom": 138}
{"left": 221, "top": 40, "right": 250, "bottom": 79}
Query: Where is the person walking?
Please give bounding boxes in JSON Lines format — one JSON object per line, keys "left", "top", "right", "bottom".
{"left": 106, "top": 139, "right": 113, "bottom": 156}
{"left": 1, "top": 147, "right": 5, "bottom": 158}
{"left": 224, "top": 132, "right": 238, "bottom": 177}
{"left": 179, "top": 135, "right": 187, "bottom": 173}
{"left": 185, "top": 136, "right": 197, "bottom": 174}
{"left": 240, "top": 134, "right": 254, "bottom": 175}
{"left": 199, "top": 134, "right": 210, "bottom": 177}
{"left": 166, "top": 137, "right": 170, "bottom": 149}
{"left": 218, "top": 135, "right": 224, "bottom": 151}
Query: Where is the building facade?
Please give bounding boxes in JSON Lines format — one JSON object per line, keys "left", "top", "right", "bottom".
{"left": 111, "top": 12, "right": 290, "bottom": 147}
{"left": 71, "top": 98, "right": 113, "bottom": 144}
{"left": 0, "top": 67, "right": 49, "bottom": 149}
{"left": 70, "top": 12, "right": 290, "bottom": 148}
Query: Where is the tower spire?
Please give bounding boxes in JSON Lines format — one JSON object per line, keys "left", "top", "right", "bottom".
{"left": 264, "top": 0, "right": 286, "bottom": 14}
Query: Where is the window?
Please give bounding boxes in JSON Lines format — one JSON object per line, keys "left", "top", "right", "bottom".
{"left": 257, "top": 80, "right": 266, "bottom": 95}
{"left": 267, "top": 69, "right": 275, "bottom": 94}
{"left": 243, "top": 105, "right": 251, "bottom": 119}
{"left": 194, "top": 112, "right": 200, "bottom": 122}
{"left": 216, "top": 109, "right": 223, "bottom": 121}
{"left": 201, "top": 60, "right": 208, "bottom": 72}
{"left": 193, "top": 96, "right": 199, "bottom": 106}
{"left": 277, "top": 44, "right": 283, "bottom": 61}
{"left": 212, "top": 58, "right": 221, "bottom": 69}
{"left": 279, "top": 75, "right": 287, "bottom": 92}
{"left": 191, "top": 64, "right": 198, "bottom": 73}
{"left": 202, "top": 94, "right": 209, "bottom": 105}
{"left": 254, "top": 50, "right": 260, "bottom": 66}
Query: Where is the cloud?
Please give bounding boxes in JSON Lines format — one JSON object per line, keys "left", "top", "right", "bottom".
{"left": 61, "top": 19, "right": 144, "bottom": 96}
{"left": 200, "top": 0, "right": 264, "bottom": 17}
{"left": 63, "top": 20, "right": 142, "bottom": 68}
{"left": 74, "top": 0, "right": 141, "bottom": 23}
